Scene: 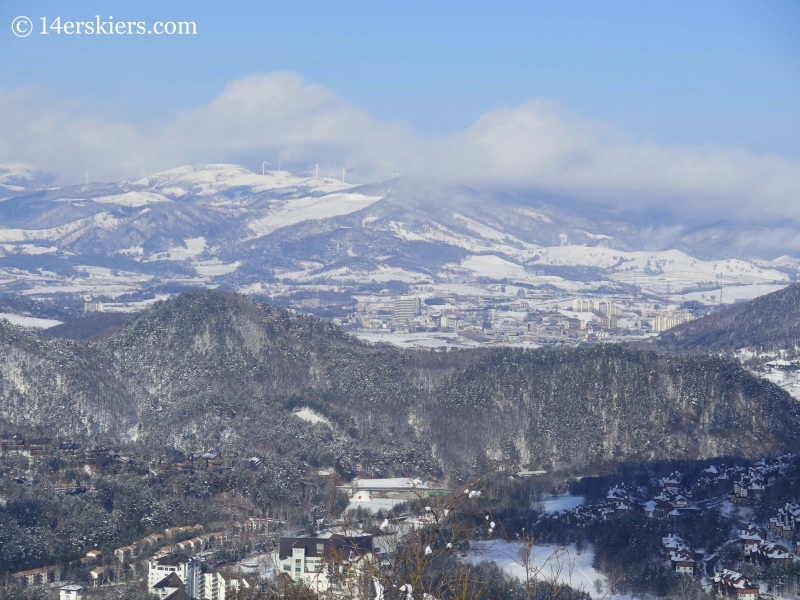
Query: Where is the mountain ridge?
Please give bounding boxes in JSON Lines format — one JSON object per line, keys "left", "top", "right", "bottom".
{"left": 0, "top": 290, "right": 797, "bottom": 477}
{"left": 0, "top": 165, "right": 795, "bottom": 300}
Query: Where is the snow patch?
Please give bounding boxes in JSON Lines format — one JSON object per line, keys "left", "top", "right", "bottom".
{"left": 92, "top": 191, "right": 172, "bottom": 207}
{"left": 292, "top": 407, "right": 332, "bottom": 428}
{"left": 248, "top": 192, "right": 383, "bottom": 238}
{"left": 0, "top": 313, "right": 63, "bottom": 328}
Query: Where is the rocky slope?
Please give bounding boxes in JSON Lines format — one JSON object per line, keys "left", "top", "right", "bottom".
{"left": 0, "top": 291, "right": 797, "bottom": 476}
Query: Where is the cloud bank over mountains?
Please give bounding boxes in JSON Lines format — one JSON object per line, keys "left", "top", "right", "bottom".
{"left": 1, "top": 71, "right": 798, "bottom": 226}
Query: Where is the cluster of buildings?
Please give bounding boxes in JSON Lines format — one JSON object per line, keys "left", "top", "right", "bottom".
{"left": 712, "top": 570, "right": 760, "bottom": 600}
{"left": 0, "top": 434, "right": 137, "bottom": 480}
{"left": 648, "top": 310, "right": 695, "bottom": 333}
{"left": 729, "top": 456, "right": 792, "bottom": 504}
{"left": 142, "top": 525, "right": 396, "bottom": 599}
{"left": 330, "top": 286, "right": 708, "bottom": 348}
{"left": 10, "top": 522, "right": 250, "bottom": 596}
{"left": 540, "top": 454, "right": 800, "bottom": 600}
{"left": 555, "top": 471, "right": 703, "bottom": 528}
{"left": 153, "top": 449, "right": 225, "bottom": 473}
{"left": 768, "top": 502, "right": 800, "bottom": 540}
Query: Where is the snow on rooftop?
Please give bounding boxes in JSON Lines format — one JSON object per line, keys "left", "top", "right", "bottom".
{"left": 348, "top": 477, "right": 429, "bottom": 490}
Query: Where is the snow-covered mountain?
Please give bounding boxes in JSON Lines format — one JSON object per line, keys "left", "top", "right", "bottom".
{"left": 0, "top": 164, "right": 54, "bottom": 200}
{"left": 0, "top": 163, "right": 795, "bottom": 298}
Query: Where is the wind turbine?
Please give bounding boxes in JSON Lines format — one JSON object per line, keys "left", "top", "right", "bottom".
{"left": 342, "top": 168, "right": 348, "bottom": 188}
{"left": 391, "top": 169, "right": 400, "bottom": 180}
{"left": 85, "top": 171, "right": 89, "bottom": 185}
{"left": 315, "top": 164, "right": 319, "bottom": 180}
{"left": 278, "top": 159, "right": 281, "bottom": 172}
{"left": 262, "top": 161, "right": 270, "bottom": 176}
{"left": 328, "top": 171, "right": 335, "bottom": 184}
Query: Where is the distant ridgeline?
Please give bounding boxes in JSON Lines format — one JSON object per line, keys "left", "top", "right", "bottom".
{"left": 654, "top": 283, "right": 800, "bottom": 355}
{"left": 0, "top": 290, "right": 798, "bottom": 477}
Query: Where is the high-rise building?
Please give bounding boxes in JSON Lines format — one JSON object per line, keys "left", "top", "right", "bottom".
{"left": 394, "top": 296, "right": 420, "bottom": 320}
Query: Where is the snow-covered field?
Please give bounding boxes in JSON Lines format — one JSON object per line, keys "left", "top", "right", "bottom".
{"left": 468, "top": 542, "right": 601, "bottom": 590}
{"left": 0, "top": 313, "right": 62, "bottom": 328}
{"left": 468, "top": 541, "right": 630, "bottom": 600}
{"left": 542, "top": 495, "right": 585, "bottom": 514}
{"left": 355, "top": 331, "right": 480, "bottom": 349}
{"left": 346, "top": 497, "right": 406, "bottom": 514}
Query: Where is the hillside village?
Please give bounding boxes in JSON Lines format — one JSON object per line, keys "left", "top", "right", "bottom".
{"left": 2, "top": 421, "right": 800, "bottom": 600}
{"left": 531, "top": 454, "right": 800, "bottom": 600}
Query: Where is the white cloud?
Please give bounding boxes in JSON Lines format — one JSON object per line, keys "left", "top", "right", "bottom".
{"left": 434, "top": 100, "right": 800, "bottom": 221}
{"left": 0, "top": 72, "right": 798, "bottom": 225}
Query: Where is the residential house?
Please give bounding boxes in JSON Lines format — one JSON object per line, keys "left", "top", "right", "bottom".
{"left": 153, "top": 572, "right": 187, "bottom": 600}
{"left": 114, "top": 545, "right": 137, "bottom": 563}
{"left": 645, "top": 499, "right": 674, "bottom": 519}
{"left": 59, "top": 585, "right": 83, "bottom": 600}
{"left": 1, "top": 434, "right": 25, "bottom": 453}
{"left": 199, "top": 450, "right": 224, "bottom": 470}
{"left": 176, "top": 537, "right": 203, "bottom": 556}
{"left": 712, "top": 570, "right": 759, "bottom": 600}
{"left": 738, "top": 525, "right": 766, "bottom": 560}
{"left": 89, "top": 567, "right": 109, "bottom": 586}
{"left": 752, "top": 541, "right": 793, "bottom": 565}
{"left": 202, "top": 564, "right": 252, "bottom": 600}
{"left": 79, "top": 550, "right": 102, "bottom": 568}
{"left": 670, "top": 549, "right": 696, "bottom": 575}
{"left": 28, "top": 438, "right": 51, "bottom": 455}
{"left": 11, "top": 565, "right": 63, "bottom": 587}
{"left": 247, "top": 457, "right": 266, "bottom": 470}
{"left": 59, "top": 441, "right": 80, "bottom": 456}
{"left": 148, "top": 553, "right": 201, "bottom": 599}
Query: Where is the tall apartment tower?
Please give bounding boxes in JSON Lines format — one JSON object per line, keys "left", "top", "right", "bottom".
{"left": 394, "top": 296, "right": 420, "bottom": 320}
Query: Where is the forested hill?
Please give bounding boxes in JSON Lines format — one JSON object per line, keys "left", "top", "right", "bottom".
{"left": 0, "top": 290, "right": 798, "bottom": 477}
{"left": 654, "top": 283, "right": 800, "bottom": 355}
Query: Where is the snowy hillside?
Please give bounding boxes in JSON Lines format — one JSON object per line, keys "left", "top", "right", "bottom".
{"left": 0, "top": 164, "right": 795, "bottom": 308}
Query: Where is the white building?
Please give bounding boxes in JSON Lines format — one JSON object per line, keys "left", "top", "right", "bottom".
{"left": 148, "top": 554, "right": 201, "bottom": 599}
{"left": 60, "top": 585, "right": 83, "bottom": 600}
{"left": 278, "top": 535, "right": 375, "bottom": 593}
{"left": 202, "top": 566, "right": 251, "bottom": 600}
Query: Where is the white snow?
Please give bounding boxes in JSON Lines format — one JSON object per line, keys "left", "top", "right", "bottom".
{"left": 347, "top": 497, "right": 406, "bottom": 514}
{"left": 676, "top": 283, "right": 789, "bottom": 305}
{"left": 1, "top": 244, "right": 57, "bottom": 255}
{"left": 194, "top": 260, "right": 240, "bottom": 276}
{"left": 132, "top": 164, "right": 343, "bottom": 197}
{"left": 355, "top": 331, "right": 479, "bottom": 349}
{"left": 0, "top": 213, "right": 116, "bottom": 242}
{"left": 247, "top": 192, "right": 383, "bottom": 238}
{"left": 513, "top": 207, "right": 553, "bottom": 223}
{"left": 292, "top": 407, "right": 332, "bottom": 428}
{"left": 91, "top": 191, "right": 172, "bottom": 207}
{"left": 0, "top": 313, "right": 63, "bottom": 328}
{"left": 542, "top": 495, "right": 586, "bottom": 514}
{"left": 460, "top": 255, "right": 530, "bottom": 280}
{"left": 468, "top": 541, "right": 627, "bottom": 599}
{"left": 148, "top": 237, "right": 206, "bottom": 261}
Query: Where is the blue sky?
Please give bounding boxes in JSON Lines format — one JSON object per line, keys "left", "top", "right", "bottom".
{"left": 3, "top": 0, "right": 798, "bottom": 153}
{"left": 0, "top": 0, "right": 798, "bottom": 222}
